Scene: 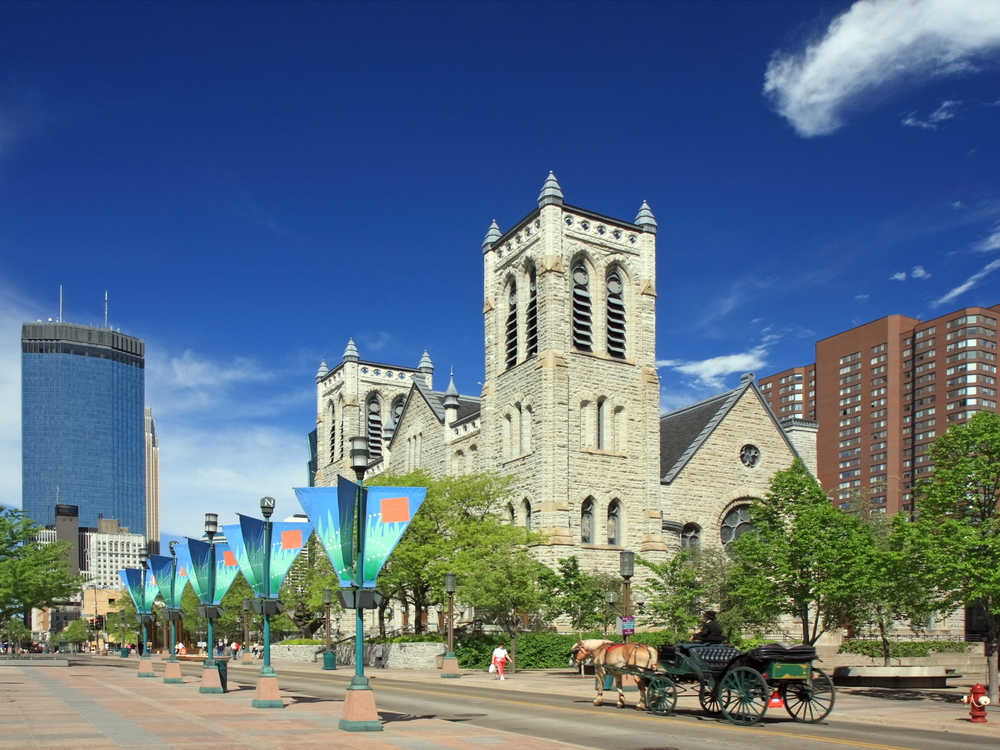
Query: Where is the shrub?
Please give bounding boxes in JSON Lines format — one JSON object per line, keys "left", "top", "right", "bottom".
{"left": 278, "top": 638, "right": 324, "bottom": 646}
{"left": 369, "top": 634, "right": 446, "bottom": 644}
{"left": 839, "top": 639, "right": 973, "bottom": 659}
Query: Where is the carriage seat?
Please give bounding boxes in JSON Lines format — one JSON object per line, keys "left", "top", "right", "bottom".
{"left": 689, "top": 645, "right": 743, "bottom": 674}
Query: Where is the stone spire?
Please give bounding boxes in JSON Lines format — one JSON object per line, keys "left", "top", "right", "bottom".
{"left": 418, "top": 350, "right": 434, "bottom": 388}
{"left": 315, "top": 359, "right": 329, "bottom": 383}
{"left": 635, "top": 200, "right": 657, "bottom": 233}
{"left": 443, "top": 369, "right": 459, "bottom": 409}
{"left": 482, "top": 220, "right": 502, "bottom": 252}
{"left": 538, "top": 171, "right": 564, "bottom": 207}
{"left": 342, "top": 338, "right": 359, "bottom": 362}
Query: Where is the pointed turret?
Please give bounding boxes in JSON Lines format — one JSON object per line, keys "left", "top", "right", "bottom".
{"left": 315, "top": 359, "right": 329, "bottom": 383}
{"left": 635, "top": 200, "right": 657, "bottom": 234}
{"left": 342, "top": 338, "right": 359, "bottom": 362}
{"left": 418, "top": 350, "right": 434, "bottom": 388}
{"left": 482, "top": 220, "right": 502, "bottom": 252}
{"left": 443, "top": 369, "right": 459, "bottom": 409}
{"left": 538, "top": 171, "right": 564, "bottom": 207}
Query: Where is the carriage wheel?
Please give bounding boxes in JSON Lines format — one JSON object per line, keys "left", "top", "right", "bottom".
{"left": 781, "top": 669, "right": 835, "bottom": 723}
{"left": 645, "top": 676, "right": 678, "bottom": 716}
{"left": 719, "top": 667, "right": 769, "bottom": 726}
{"left": 698, "top": 683, "right": 723, "bottom": 716}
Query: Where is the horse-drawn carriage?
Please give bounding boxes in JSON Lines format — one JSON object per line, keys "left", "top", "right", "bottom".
{"left": 571, "top": 640, "right": 835, "bottom": 726}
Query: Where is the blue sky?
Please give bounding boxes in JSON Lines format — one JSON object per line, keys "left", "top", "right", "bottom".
{"left": 2, "top": 0, "right": 999, "bottom": 545}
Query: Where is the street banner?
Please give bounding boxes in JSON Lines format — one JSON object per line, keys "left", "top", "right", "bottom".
{"left": 174, "top": 541, "right": 199, "bottom": 601}
{"left": 148, "top": 554, "right": 189, "bottom": 609}
{"left": 186, "top": 537, "right": 241, "bottom": 605}
{"left": 293, "top": 476, "right": 358, "bottom": 587}
{"left": 359, "top": 485, "right": 426, "bottom": 587}
{"left": 222, "top": 515, "right": 313, "bottom": 599}
{"left": 119, "top": 568, "right": 159, "bottom": 613}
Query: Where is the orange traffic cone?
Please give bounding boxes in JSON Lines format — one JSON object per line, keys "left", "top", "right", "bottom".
{"left": 768, "top": 689, "right": 784, "bottom": 708}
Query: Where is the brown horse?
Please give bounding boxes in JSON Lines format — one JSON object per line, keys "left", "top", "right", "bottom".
{"left": 571, "top": 640, "right": 658, "bottom": 710}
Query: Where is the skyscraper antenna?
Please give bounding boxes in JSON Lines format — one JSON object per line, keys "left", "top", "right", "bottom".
{"left": 104, "top": 291, "right": 108, "bottom": 329}
{"left": 59, "top": 286, "right": 63, "bottom": 323}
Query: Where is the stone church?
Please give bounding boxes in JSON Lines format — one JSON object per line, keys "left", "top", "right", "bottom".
{"left": 311, "top": 174, "right": 817, "bottom": 577}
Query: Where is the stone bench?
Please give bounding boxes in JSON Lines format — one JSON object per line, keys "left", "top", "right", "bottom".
{"left": 832, "top": 666, "right": 962, "bottom": 688}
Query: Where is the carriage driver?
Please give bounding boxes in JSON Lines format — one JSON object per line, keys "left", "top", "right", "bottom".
{"left": 691, "top": 611, "right": 724, "bottom": 644}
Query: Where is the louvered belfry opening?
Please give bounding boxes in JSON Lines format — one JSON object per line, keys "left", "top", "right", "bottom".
{"left": 329, "top": 404, "right": 337, "bottom": 462}
{"left": 526, "top": 269, "right": 538, "bottom": 358}
{"left": 505, "top": 282, "right": 518, "bottom": 369}
{"left": 572, "top": 263, "right": 593, "bottom": 352}
{"left": 606, "top": 269, "right": 626, "bottom": 359}
{"left": 366, "top": 394, "right": 383, "bottom": 458}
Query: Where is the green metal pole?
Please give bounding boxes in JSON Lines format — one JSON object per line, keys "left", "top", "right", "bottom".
{"left": 206, "top": 538, "right": 216, "bottom": 667}
{"left": 355, "top": 475, "right": 366, "bottom": 678}
{"left": 262, "top": 516, "right": 273, "bottom": 674}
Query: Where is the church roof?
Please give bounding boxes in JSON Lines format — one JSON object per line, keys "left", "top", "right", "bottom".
{"left": 386, "top": 379, "right": 481, "bottom": 450}
{"left": 659, "top": 374, "right": 800, "bottom": 483}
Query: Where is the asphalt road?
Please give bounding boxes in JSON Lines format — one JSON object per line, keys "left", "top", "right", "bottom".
{"left": 90, "top": 659, "right": 993, "bottom": 750}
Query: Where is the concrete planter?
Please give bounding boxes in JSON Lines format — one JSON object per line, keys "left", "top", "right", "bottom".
{"left": 267, "top": 642, "right": 445, "bottom": 669}
{"left": 832, "top": 666, "right": 961, "bottom": 688}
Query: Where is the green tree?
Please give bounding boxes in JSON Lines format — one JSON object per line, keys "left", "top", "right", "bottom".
{"left": 61, "top": 618, "right": 89, "bottom": 643}
{"left": 911, "top": 411, "right": 1000, "bottom": 701}
{"left": 369, "top": 471, "right": 534, "bottom": 633}
{"left": 638, "top": 551, "right": 704, "bottom": 635}
{"left": 460, "top": 547, "right": 547, "bottom": 671}
{"left": 541, "top": 556, "right": 616, "bottom": 633}
{"left": 0, "top": 508, "right": 83, "bottom": 625}
{"left": 726, "top": 459, "right": 870, "bottom": 645}
{"left": 1, "top": 617, "right": 31, "bottom": 652}
{"left": 106, "top": 588, "right": 140, "bottom": 647}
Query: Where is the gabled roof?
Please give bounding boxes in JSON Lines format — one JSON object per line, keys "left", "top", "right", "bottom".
{"left": 659, "top": 375, "right": 800, "bottom": 484}
{"left": 385, "top": 379, "right": 481, "bottom": 451}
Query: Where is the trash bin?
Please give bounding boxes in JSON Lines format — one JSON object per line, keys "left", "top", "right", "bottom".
{"left": 217, "top": 659, "right": 228, "bottom": 692}
{"left": 323, "top": 650, "right": 336, "bottom": 670}
{"left": 120, "top": 647, "right": 130, "bottom": 658}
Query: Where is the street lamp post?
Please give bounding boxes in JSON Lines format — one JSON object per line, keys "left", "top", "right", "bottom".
{"left": 199, "top": 513, "right": 226, "bottom": 693}
{"left": 163, "top": 541, "right": 184, "bottom": 684}
{"left": 137, "top": 546, "right": 156, "bottom": 677}
{"left": 323, "top": 588, "right": 336, "bottom": 670}
{"left": 252, "top": 495, "right": 283, "bottom": 708}
{"left": 242, "top": 597, "right": 251, "bottom": 663}
{"left": 339, "top": 435, "right": 382, "bottom": 732}
{"left": 441, "top": 573, "right": 460, "bottom": 678}
{"left": 619, "top": 550, "right": 634, "bottom": 644}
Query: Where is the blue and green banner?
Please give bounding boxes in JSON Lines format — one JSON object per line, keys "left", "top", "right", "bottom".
{"left": 293, "top": 477, "right": 357, "bottom": 587}
{"left": 148, "top": 554, "right": 189, "bottom": 609}
{"left": 359, "top": 485, "right": 426, "bottom": 587}
{"left": 222, "top": 516, "right": 313, "bottom": 599}
{"left": 185, "top": 538, "right": 241, "bottom": 606}
{"left": 174, "top": 541, "right": 200, "bottom": 601}
{"left": 119, "top": 568, "right": 159, "bottom": 613}
{"left": 294, "top": 479, "right": 426, "bottom": 588}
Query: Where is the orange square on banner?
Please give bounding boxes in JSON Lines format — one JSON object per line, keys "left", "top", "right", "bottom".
{"left": 179, "top": 566, "right": 187, "bottom": 577}
{"left": 380, "top": 496, "right": 410, "bottom": 523}
{"left": 223, "top": 550, "right": 238, "bottom": 567}
{"left": 281, "top": 529, "right": 303, "bottom": 550}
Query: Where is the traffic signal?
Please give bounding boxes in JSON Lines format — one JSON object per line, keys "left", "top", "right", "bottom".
{"left": 94, "top": 615, "right": 104, "bottom": 629}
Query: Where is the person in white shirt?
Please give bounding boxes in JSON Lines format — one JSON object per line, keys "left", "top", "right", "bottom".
{"left": 491, "top": 643, "right": 512, "bottom": 680}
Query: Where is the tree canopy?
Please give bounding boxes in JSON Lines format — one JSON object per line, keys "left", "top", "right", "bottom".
{"left": 0, "top": 508, "right": 83, "bottom": 625}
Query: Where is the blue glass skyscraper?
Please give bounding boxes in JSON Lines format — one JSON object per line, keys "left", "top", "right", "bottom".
{"left": 21, "top": 322, "right": 146, "bottom": 534}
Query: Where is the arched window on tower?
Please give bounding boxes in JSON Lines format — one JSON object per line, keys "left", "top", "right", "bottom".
{"left": 339, "top": 398, "right": 345, "bottom": 459}
{"left": 505, "top": 281, "right": 518, "bottom": 369}
{"left": 366, "top": 394, "right": 383, "bottom": 458}
{"left": 526, "top": 267, "right": 538, "bottom": 357}
{"left": 681, "top": 523, "right": 701, "bottom": 550}
{"left": 572, "top": 262, "right": 593, "bottom": 352}
{"left": 519, "top": 403, "right": 531, "bottom": 454}
{"left": 328, "top": 403, "right": 337, "bottom": 463}
{"left": 606, "top": 269, "right": 626, "bottom": 359}
{"left": 607, "top": 500, "right": 621, "bottom": 546}
{"left": 720, "top": 504, "right": 753, "bottom": 546}
{"left": 581, "top": 498, "right": 595, "bottom": 544}
{"left": 522, "top": 499, "right": 533, "bottom": 530}
{"left": 391, "top": 396, "right": 405, "bottom": 427}
{"left": 596, "top": 398, "right": 607, "bottom": 450}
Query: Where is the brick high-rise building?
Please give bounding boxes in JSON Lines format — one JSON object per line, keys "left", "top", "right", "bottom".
{"left": 760, "top": 304, "right": 999, "bottom": 514}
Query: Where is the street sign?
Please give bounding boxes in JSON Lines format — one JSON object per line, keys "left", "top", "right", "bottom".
{"left": 620, "top": 616, "right": 635, "bottom": 636}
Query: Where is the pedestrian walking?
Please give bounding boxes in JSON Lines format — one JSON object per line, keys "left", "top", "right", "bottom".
{"left": 491, "top": 643, "right": 512, "bottom": 680}
{"left": 373, "top": 642, "right": 385, "bottom": 669}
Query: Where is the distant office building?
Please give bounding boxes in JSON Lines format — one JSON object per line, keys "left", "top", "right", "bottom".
{"left": 144, "top": 407, "right": 160, "bottom": 555}
{"left": 760, "top": 304, "right": 999, "bottom": 515}
{"left": 81, "top": 517, "right": 146, "bottom": 590}
{"left": 21, "top": 322, "right": 146, "bottom": 534}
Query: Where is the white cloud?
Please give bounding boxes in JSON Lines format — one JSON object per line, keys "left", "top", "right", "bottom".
{"left": 657, "top": 347, "right": 768, "bottom": 390}
{"left": 764, "top": 0, "right": 1000, "bottom": 137}
{"left": 902, "top": 100, "right": 960, "bottom": 128}
{"left": 975, "top": 225, "right": 1000, "bottom": 252}
{"left": 912, "top": 265, "right": 932, "bottom": 278}
{"left": 855, "top": 294, "right": 870, "bottom": 302}
{"left": 933, "top": 258, "right": 1000, "bottom": 306}
{"left": 891, "top": 271, "right": 908, "bottom": 281}
{"left": 952, "top": 201, "right": 966, "bottom": 208}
